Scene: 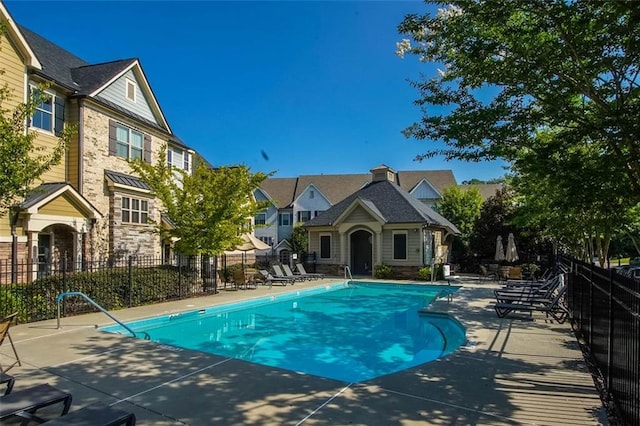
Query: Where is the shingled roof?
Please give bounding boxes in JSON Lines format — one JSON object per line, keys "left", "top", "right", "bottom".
{"left": 19, "top": 25, "right": 88, "bottom": 90}
{"left": 304, "top": 179, "right": 460, "bottom": 234}
{"left": 261, "top": 169, "right": 457, "bottom": 207}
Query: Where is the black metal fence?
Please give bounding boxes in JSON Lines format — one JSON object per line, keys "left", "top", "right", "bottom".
{"left": 0, "top": 254, "right": 253, "bottom": 324}
{"left": 562, "top": 255, "right": 640, "bottom": 425}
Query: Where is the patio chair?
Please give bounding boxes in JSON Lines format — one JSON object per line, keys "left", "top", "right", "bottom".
{"left": 0, "top": 312, "right": 21, "bottom": 372}
{"left": 296, "top": 263, "right": 325, "bottom": 279}
{"left": 494, "top": 282, "right": 569, "bottom": 323}
{"left": 231, "top": 268, "right": 256, "bottom": 290}
{"left": 0, "top": 383, "right": 72, "bottom": 423}
{"left": 41, "top": 403, "right": 136, "bottom": 426}
{"left": 281, "top": 264, "right": 308, "bottom": 281}
{"left": 479, "top": 265, "right": 496, "bottom": 282}
{"left": 259, "top": 270, "right": 293, "bottom": 287}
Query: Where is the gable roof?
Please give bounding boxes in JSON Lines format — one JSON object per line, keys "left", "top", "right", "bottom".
{"left": 304, "top": 180, "right": 460, "bottom": 234}
{"left": 259, "top": 178, "right": 298, "bottom": 208}
{"left": 459, "top": 183, "right": 504, "bottom": 201}
{"left": 20, "top": 182, "right": 101, "bottom": 218}
{"left": 261, "top": 169, "right": 458, "bottom": 208}
{"left": 18, "top": 25, "right": 173, "bottom": 134}
{"left": 18, "top": 25, "right": 86, "bottom": 89}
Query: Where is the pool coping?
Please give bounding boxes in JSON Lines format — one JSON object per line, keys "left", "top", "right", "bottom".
{"left": 2, "top": 276, "right": 609, "bottom": 425}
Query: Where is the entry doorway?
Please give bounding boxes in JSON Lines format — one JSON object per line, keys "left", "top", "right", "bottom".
{"left": 350, "top": 230, "right": 372, "bottom": 275}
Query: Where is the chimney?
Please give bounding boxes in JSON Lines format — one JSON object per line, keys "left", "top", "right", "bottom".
{"left": 370, "top": 164, "right": 396, "bottom": 183}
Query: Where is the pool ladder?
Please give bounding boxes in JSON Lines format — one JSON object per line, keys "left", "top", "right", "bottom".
{"left": 344, "top": 265, "right": 354, "bottom": 284}
{"left": 56, "top": 291, "right": 150, "bottom": 340}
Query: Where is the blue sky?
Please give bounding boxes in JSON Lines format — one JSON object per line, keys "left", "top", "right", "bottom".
{"left": 7, "top": 1, "right": 508, "bottom": 183}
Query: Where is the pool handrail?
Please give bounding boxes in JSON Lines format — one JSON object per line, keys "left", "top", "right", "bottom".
{"left": 344, "top": 265, "right": 353, "bottom": 283}
{"left": 56, "top": 291, "right": 150, "bottom": 340}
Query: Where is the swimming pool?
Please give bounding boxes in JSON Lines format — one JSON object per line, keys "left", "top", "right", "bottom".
{"left": 102, "top": 282, "right": 465, "bottom": 383}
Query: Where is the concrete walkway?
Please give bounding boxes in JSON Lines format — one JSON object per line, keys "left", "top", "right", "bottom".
{"left": 1, "top": 276, "right": 608, "bottom": 425}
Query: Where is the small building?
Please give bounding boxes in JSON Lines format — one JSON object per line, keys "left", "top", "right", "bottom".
{"left": 303, "top": 165, "right": 460, "bottom": 278}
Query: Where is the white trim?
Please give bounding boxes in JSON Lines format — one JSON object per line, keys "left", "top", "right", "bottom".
{"left": 0, "top": 236, "right": 28, "bottom": 243}
{"left": 25, "top": 184, "right": 101, "bottom": 218}
{"left": 88, "top": 60, "right": 171, "bottom": 133}
{"left": 24, "top": 213, "right": 89, "bottom": 233}
{"left": 0, "top": 3, "right": 42, "bottom": 68}
{"left": 107, "top": 181, "right": 152, "bottom": 195}
{"left": 125, "top": 78, "right": 137, "bottom": 102}
{"left": 409, "top": 178, "right": 442, "bottom": 198}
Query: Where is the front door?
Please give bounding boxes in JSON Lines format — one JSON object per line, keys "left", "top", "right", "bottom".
{"left": 37, "top": 234, "right": 52, "bottom": 277}
{"left": 350, "top": 230, "right": 372, "bottom": 275}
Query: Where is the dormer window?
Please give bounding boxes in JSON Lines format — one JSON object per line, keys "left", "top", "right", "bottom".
{"left": 126, "top": 79, "right": 136, "bottom": 102}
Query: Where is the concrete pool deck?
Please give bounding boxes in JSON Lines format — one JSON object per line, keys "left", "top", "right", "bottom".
{"left": 2, "top": 276, "right": 608, "bottom": 425}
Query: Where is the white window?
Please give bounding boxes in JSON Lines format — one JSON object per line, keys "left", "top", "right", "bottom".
{"left": 259, "top": 236, "right": 273, "bottom": 245}
{"left": 310, "top": 190, "right": 315, "bottom": 199}
{"left": 255, "top": 213, "right": 266, "bottom": 225}
{"left": 116, "top": 125, "right": 143, "bottom": 160}
{"left": 393, "top": 231, "right": 408, "bottom": 260}
{"left": 122, "top": 196, "right": 148, "bottom": 224}
{"left": 320, "top": 234, "right": 331, "bottom": 259}
{"left": 167, "top": 147, "right": 190, "bottom": 172}
{"left": 30, "top": 85, "right": 63, "bottom": 133}
{"left": 126, "top": 79, "right": 136, "bottom": 102}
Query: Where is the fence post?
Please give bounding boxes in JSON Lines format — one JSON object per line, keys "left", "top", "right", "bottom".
{"left": 128, "top": 256, "right": 133, "bottom": 308}
{"left": 606, "top": 268, "right": 614, "bottom": 402}
{"left": 178, "top": 255, "right": 183, "bottom": 298}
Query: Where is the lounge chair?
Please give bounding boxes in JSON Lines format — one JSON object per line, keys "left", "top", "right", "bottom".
{"left": 0, "top": 383, "right": 72, "bottom": 423}
{"left": 42, "top": 403, "right": 136, "bottom": 426}
{"left": 494, "top": 283, "right": 569, "bottom": 323}
{"left": 272, "top": 265, "right": 298, "bottom": 283}
{"left": 0, "top": 312, "right": 21, "bottom": 372}
{"left": 494, "top": 274, "right": 563, "bottom": 303}
{"left": 296, "top": 263, "right": 325, "bottom": 279}
{"left": 281, "top": 264, "right": 308, "bottom": 281}
{"left": 1, "top": 372, "right": 15, "bottom": 395}
{"left": 259, "top": 270, "right": 293, "bottom": 287}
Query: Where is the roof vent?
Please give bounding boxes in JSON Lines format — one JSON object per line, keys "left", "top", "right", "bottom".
{"left": 370, "top": 164, "right": 396, "bottom": 183}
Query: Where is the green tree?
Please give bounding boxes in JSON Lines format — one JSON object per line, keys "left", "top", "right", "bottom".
{"left": 398, "top": 1, "right": 640, "bottom": 198}
{"left": 131, "top": 148, "right": 271, "bottom": 255}
{"left": 469, "top": 186, "right": 517, "bottom": 260}
{"left": 289, "top": 223, "right": 308, "bottom": 257}
{"left": 435, "top": 185, "right": 482, "bottom": 249}
{"left": 0, "top": 24, "right": 72, "bottom": 215}
{"left": 511, "top": 130, "right": 636, "bottom": 265}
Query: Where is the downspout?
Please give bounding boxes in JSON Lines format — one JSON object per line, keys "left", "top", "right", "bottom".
{"left": 77, "top": 98, "right": 84, "bottom": 194}
{"left": 10, "top": 206, "right": 20, "bottom": 283}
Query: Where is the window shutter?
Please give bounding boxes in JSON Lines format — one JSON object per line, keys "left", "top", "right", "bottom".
{"left": 278, "top": 214, "right": 282, "bottom": 226}
{"left": 54, "top": 96, "right": 65, "bottom": 136}
{"left": 108, "top": 120, "right": 117, "bottom": 156}
{"left": 143, "top": 134, "right": 152, "bottom": 163}
{"left": 297, "top": 211, "right": 301, "bottom": 222}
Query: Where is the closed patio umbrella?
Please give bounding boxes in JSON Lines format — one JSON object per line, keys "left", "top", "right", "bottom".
{"left": 505, "top": 233, "right": 519, "bottom": 263}
{"left": 495, "top": 235, "right": 505, "bottom": 262}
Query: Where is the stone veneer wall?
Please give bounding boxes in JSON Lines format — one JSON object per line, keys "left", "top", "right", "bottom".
{"left": 81, "top": 104, "right": 164, "bottom": 258}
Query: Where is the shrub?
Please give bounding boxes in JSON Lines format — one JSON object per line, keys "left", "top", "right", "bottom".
{"left": 435, "top": 263, "right": 445, "bottom": 280}
{"left": 416, "top": 266, "right": 432, "bottom": 281}
{"left": 374, "top": 263, "right": 393, "bottom": 279}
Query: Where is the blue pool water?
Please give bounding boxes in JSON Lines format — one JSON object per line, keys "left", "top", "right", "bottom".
{"left": 102, "top": 282, "right": 465, "bottom": 383}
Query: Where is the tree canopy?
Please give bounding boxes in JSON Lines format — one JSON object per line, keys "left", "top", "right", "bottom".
{"left": 131, "top": 149, "right": 271, "bottom": 256}
{"left": 398, "top": 1, "right": 640, "bottom": 197}
{"left": 435, "top": 185, "right": 482, "bottom": 247}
